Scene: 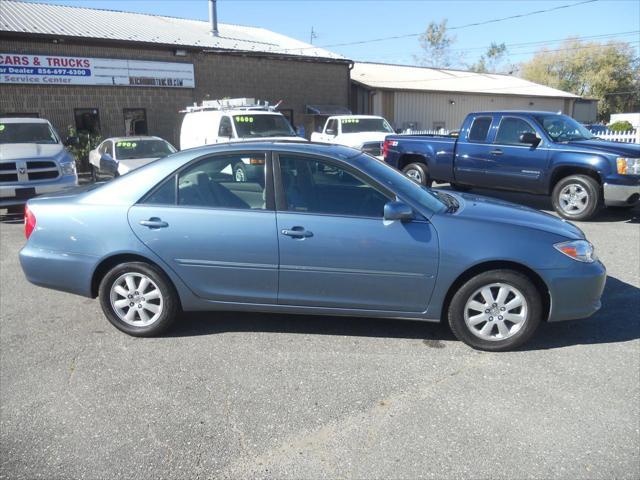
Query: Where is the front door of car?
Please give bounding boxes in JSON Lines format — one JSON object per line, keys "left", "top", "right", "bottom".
{"left": 128, "top": 151, "right": 279, "bottom": 303}
{"left": 275, "top": 153, "right": 438, "bottom": 313}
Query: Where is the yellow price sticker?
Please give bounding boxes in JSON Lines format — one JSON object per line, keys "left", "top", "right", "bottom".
{"left": 0, "top": 125, "right": 4, "bottom": 132}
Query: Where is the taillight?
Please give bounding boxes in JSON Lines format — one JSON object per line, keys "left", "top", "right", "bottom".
{"left": 382, "top": 139, "right": 398, "bottom": 159}
{"left": 25, "top": 205, "right": 36, "bottom": 239}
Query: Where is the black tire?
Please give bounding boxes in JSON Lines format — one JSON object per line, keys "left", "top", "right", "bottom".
{"left": 233, "top": 162, "right": 247, "bottom": 182}
{"left": 98, "top": 261, "right": 179, "bottom": 337}
{"left": 448, "top": 269, "right": 543, "bottom": 352}
{"left": 90, "top": 164, "right": 98, "bottom": 182}
{"left": 402, "top": 163, "right": 431, "bottom": 187}
{"left": 551, "top": 174, "right": 601, "bottom": 221}
{"left": 450, "top": 183, "right": 472, "bottom": 192}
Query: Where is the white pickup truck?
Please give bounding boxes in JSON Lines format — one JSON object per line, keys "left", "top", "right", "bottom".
{"left": 310, "top": 115, "right": 395, "bottom": 159}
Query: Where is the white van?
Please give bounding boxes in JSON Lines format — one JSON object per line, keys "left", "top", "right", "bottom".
{"left": 179, "top": 98, "right": 303, "bottom": 149}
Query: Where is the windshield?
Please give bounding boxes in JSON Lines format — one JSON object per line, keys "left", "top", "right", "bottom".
{"left": 233, "top": 114, "right": 297, "bottom": 138}
{"left": 534, "top": 114, "right": 595, "bottom": 142}
{"left": 341, "top": 118, "right": 394, "bottom": 134}
{"left": 0, "top": 122, "right": 59, "bottom": 144}
{"left": 355, "top": 154, "right": 447, "bottom": 213}
{"left": 115, "top": 139, "right": 176, "bottom": 160}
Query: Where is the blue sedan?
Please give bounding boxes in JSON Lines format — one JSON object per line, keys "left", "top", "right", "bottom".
{"left": 19, "top": 142, "right": 606, "bottom": 351}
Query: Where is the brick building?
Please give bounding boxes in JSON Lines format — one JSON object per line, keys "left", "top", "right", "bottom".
{"left": 0, "top": 1, "right": 351, "bottom": 147}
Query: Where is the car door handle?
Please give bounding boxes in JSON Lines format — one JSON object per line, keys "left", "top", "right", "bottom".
{"left": 489, "top": 149, "right": 503, "bottom": 156}
{"left": 139, "top": 218, "right": 169, "bottom": 229}
{"left": 281, "top": 227, "right": 313, "bottom": 238}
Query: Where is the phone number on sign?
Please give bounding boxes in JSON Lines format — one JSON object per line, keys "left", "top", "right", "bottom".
{"left": 36, "top": 68, "right": 90, "bottom": 76}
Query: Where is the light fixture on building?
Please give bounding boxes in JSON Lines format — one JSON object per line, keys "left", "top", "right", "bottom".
{"left": 529, "top": 101, "right": 535, "bottom": 106}
{"left": 449, "top": 99, "right": 456, "bottom": 105}
{"left": 175, "top": 49, "right": 187, "bottom": 57}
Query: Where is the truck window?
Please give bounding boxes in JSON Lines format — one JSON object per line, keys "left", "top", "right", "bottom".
{"left": 326, "top": 119, "right": 338, "bottom": 135}
{"left": 495, "top": 117, "right": 537, "bottom": 146}
{"left": 0, "top": 122, "right": 59, "bottom": 144}
{"left": 233, "top": 114, "right": 296, "bottom": 138}
{"left": 468, "top": 117, "right": 492, "bottom": 142}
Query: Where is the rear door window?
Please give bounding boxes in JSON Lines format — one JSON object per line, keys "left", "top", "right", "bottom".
{"left": 468, "top": 117, "right": 492, "bottom": 142}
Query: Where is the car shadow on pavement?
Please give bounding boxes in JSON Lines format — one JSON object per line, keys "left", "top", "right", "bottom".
{"left": 437, "top": 186, "right": 640, "bottom": 224}
{"left": 169, "top": 276, "right": 639, "bottom": 350}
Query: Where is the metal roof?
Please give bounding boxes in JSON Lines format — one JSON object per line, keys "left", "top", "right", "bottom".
{"left": 352, "top": 62, "right": 579, "bottom": 98}
{"left": 0, "top": 1, "right": 345, "bottom": 61}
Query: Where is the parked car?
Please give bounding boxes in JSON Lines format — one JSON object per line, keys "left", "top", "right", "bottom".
{"left": 19, "top": 142, "right": 606, "bottom": 351}
{"left": 179, "top": 98, "right": 302, "bottom": 150}
{"left": 89, "top": 136, "right": 176, "bottom": 180}
{"left": 384, "top": 111, "right": 640, "bottom": 220}
{"left": 0, "top": 117, "right": 78, "bottom": 213}
{"left": 310, "top": 115, "right": 395, "bottom": 159}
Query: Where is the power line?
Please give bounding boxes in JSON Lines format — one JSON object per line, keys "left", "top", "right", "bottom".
{"left": 278, "top": 0, "right": 599, "bottom": 52}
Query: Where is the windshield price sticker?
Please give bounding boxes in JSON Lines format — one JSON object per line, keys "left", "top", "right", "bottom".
{"left": 0, "top": 125, "right": 4, "bottom": 132}
{"left": 235, "top": 116, "right": 254, "bottom": 123}
{"left": 341, "top": 118, "right": 360, "bottom": 124}
{"left": 117, "top": 141, "right": 137, "bottom": 148}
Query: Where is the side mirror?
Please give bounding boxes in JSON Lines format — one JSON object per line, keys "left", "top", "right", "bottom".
{"left": 325, "top": 128, "right": 336, "bottom": 136}
{"left": 100, "top": 153, "right": 117, "bottom": 174}
{"left": 64, "top": 136, "right": 79, "bottom": 146}
{"left": 520, "top": 132, "right": 540, "bottom": 146}
{"left": 384, "top": 201, "right": 413, "bottom": 222}
{"left": 395, "top": 128, "right": 402, "bottom": 134}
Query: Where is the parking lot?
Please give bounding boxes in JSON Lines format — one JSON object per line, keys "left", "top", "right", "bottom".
{"left": 0, "top": 189, "right": 639, "bottom": 480}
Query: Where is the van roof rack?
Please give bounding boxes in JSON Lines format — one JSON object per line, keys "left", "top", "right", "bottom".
{"left": 180, "top": 98, "right": 282, "bottom": 113}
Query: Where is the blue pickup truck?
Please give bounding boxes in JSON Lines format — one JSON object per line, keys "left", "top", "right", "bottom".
{"left": 383, "top": 111, "right": 640, "bottom": 220}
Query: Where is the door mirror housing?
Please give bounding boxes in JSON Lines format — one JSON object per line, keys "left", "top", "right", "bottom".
{"left": 325, "top": 128, "right": 336, "bottom": 136}
{"left": 520, "top": 132, "right": 540, "bottom": 146}
{"left": 64, "top": 136, "right": 79, "bottom": 146}
{"left": 384, "top": 201, "right": 413, "bottom": 222}
{"left": 395, "top": 128, "right": 403, "bottom": 134}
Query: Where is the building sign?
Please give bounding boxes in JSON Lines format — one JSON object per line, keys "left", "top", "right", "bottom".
{"left": 0, "top": 53, "right": 195, "bottom": 88}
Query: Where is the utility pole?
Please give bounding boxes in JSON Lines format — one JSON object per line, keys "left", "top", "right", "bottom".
{"left": 310, "top": 26, "right": 318, "bottom": 44}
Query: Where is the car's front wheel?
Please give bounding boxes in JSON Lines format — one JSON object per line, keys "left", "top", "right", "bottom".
{"left": 98, "top": 261, "right": 179, "bottom": 336}
{"left": 448, "top": 270, "right": 542, "bottom": 351}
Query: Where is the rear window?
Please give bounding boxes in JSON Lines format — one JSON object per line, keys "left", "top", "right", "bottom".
{"left": 468, "top": 117, "right": 492, "bottom": 142}
{"left": 0, "top": 122, "right": 59, "bottom": 144}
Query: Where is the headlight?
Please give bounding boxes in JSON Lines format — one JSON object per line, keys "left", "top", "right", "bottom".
{"left": 554, "top": 240, "right": 596, "bottom": 263}
{"left": 616, "top": 157, "right": 640, "bottom": 175}
{"left": 60, "top": 161, "right": 77, "bottom": 176}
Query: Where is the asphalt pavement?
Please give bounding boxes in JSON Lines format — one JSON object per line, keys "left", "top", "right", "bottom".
{"left": 1, "top": 189, "right": 639, "bottom": 479}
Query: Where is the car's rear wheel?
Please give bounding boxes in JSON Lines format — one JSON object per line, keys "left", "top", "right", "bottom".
{"left": 402, "top": 163, "right": 431, "bottom": 187}
{"left": 552, "top": 175, "right": 601, "bottom": 221}
{"left": 90, "top": 164, "right": 98, "bottom": 182}
{"left": 448, "top": 270, "right": 542, "bottom": 351}
{"left": 98, "top": 262, "right": 179, "bottom": 336}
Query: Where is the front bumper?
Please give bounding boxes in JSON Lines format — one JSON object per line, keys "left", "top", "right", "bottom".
{"left": 0, "top": 174, "right": 78, "bottom": 207}
{"left": 603, "top": 181, "right": 640, "bottom": 207}
{"left": 544, "top": 260, "right": 607, "bottom": 322}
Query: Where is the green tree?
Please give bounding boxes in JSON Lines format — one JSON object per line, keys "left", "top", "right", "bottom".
{"left": 469, "top": 42, "right": 509, "bottom": 73}
{"left": 414, "top": 19, "right": 457, "bottom": 68}
{"left": 520, "top": 38, "right": 639, "bottom": 120}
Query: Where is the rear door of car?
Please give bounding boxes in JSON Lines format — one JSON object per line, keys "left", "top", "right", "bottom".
{"left": 273, "top": 152, "right": 438, "bottom": 313}
{"left": 128, "top": 150, "right": 279, "bottom": 303}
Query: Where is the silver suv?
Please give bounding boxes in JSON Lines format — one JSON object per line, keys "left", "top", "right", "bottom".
{"left": 0, "top": 117, "right": 78, "bottom": 212}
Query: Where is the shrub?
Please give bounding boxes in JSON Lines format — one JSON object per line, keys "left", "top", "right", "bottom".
{"left": 607, "top": 120, "right": 634, "bottom": 132}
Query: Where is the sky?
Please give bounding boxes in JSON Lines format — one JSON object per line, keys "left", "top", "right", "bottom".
{"left": 20, "top": 0, "right": 640, "bottom": 67}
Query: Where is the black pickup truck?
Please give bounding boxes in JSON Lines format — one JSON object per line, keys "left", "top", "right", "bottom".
{"left": 383, "top": 111, "right": 640, "bottom": 220}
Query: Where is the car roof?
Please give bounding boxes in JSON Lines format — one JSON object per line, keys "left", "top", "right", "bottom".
{"left": 185, "top": 110, "right": 284, "bottom": 116}
{"left": 469, "top": 110, "right": 564, "bottom": 116}
{"left": 330, "top": 115, "right": 385, "bottom": 119}
{"left": 103, "top": 136, "right": 166, "bottom": 143}
{"left": 181, "top": 140, "right": 362, "bottom": 159}
{"left": 0, "top": 117, "right": 51, "bottom": 124}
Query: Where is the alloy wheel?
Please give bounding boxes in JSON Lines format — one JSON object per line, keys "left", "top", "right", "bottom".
{"left": 559, "top": 183, "right": 589, "bottom": 215}
{"left": 109, "top": 272, "right": 163, "bottom": 326}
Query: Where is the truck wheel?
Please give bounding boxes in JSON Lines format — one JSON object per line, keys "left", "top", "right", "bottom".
{"left": 552, "top": 175, "right": 601, "bottom": 221}
{"left": 402, "top": 163, "right": 431, "bottom": 187}
{"left": 98, "top": 261, "right": 179, "bottom": 337}
{"left": 448, "top": 269, "right": 542, "bottom": 352}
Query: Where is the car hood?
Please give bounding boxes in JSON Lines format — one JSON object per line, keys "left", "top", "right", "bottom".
{"left": 0, "top": 143, "right": 64, "bottom": 161}
{"left": 335, "top": 132, "right": 388, "bottom": 147}
{"left": 564, "top": 139, "right": 640, "bottom": 157}
{"left": 451, "top": 191, "right": 584, "bottom": 240}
